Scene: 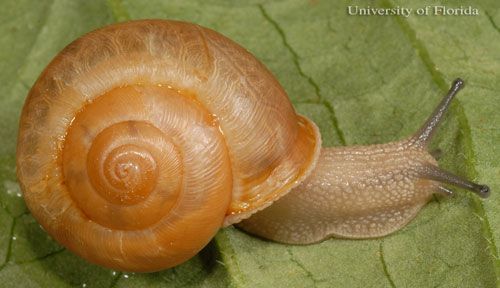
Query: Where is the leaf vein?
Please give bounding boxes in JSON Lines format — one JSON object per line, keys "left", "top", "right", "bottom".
{"left": 0, "top": 217, "right": 17, "bottom": 272}
{"left": 379, "top": 241, "right": 396, "bottom": 288}
{"left": 257, "top": 3, "right": 346, "bottom": 145}
{"left": 14, "top": 248, "right": 65, "bottom": 265}
{"left": 485, "top": 11, "right": 500, "bottom": 34}
{"left": 286, "top": 248, "right": 320, "bottom": 287}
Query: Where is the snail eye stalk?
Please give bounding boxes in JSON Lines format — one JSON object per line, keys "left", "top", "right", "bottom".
{"left": 411, "top": 78, "right": 464, "bottom": 148}
{"left": 420, "top": 163, "right": 490, "bottom": 198}
{"left": 410, "top": 78, "right": 490, "bottom": 198}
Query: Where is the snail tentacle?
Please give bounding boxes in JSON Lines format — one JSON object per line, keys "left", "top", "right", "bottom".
{"left": 410, "top": 78, "right": 464, "bottom": 148}
{"left": 407, "top": 78, "right": 490, "bottom": 198}
{"left": 419, "top": 163, "right": 490, "bottom": 198}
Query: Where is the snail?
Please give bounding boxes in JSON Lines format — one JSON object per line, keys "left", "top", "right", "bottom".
{"left": 16, "top": 19, "right": 490, "bottom": 273}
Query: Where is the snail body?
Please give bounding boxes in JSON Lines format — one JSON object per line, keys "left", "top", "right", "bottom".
{"left": 240, "top": 141, "right": 438, "bottom": 243}
{"left": 16, "top": 20, "right": 489, "bottom": 272}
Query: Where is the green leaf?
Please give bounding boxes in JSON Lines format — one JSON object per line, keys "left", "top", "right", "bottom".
{"left": 0, "top": 0, "right": 498, "bottom": 287}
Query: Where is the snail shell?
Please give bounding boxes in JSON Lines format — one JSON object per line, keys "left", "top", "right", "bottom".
{"left": 16, "top": 20, "right": 320, "bottom": 272}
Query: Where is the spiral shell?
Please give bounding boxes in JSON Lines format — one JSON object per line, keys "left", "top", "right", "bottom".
{"left": 16, "top": 20, "right": 320, "bottom": 271}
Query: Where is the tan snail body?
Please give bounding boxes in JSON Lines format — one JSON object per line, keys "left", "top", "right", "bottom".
{"left": 16, "top": 20, "right": 489, "bottom": 272}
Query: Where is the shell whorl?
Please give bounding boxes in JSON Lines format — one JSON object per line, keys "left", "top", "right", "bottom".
{"left": 16, "top": 20, "right": 320, "bottom": 271}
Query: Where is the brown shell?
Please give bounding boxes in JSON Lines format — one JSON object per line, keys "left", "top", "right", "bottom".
{"left": 16, "top": 20, "right": 320, "bottom": 271}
